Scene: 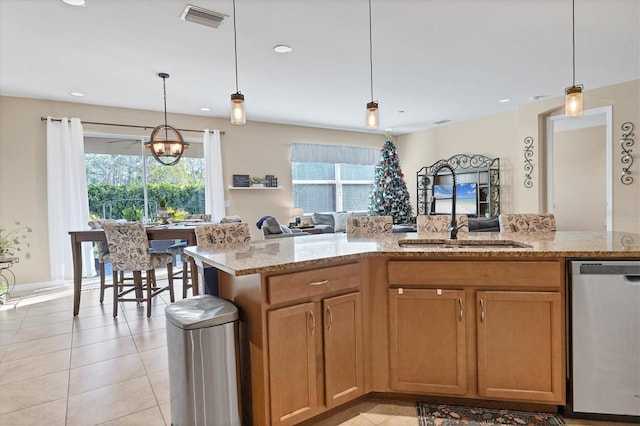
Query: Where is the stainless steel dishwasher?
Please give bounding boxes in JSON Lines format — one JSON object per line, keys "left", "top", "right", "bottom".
{"left": 568, "top": 260, "right": 640, "bottom": 420}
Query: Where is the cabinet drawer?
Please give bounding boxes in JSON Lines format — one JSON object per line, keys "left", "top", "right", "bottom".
{"left": 268, "top": 263, "right": 361, "bottom": 305}
{"left": 388, "top": 260, "right": 563, "bottom": 288}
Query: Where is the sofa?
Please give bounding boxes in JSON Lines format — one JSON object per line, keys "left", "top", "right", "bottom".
{"left": 307, "top": 211, "right": 367, "bottom": 233}
{"left": 258, "top": 216, "right": 310, "bottom": 239}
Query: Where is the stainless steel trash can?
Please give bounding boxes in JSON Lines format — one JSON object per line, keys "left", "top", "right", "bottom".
{"left": 166, "top": 295, "right": 240, "bottom": 426}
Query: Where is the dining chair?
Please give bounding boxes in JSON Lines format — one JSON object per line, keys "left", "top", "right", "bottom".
{"left": 417, "top": 214, "right": 470, "bottom": 234}
{"left": 87, "top": 219, "right": 117, "bottom": 303}
{"left": 346, "top": 216, "right": 393, "bottom": 237}
{"left": 498, "top": 213, "right": 557, "bottom": 232}
{"left": 102, "top": 222, "right": 175, "bottom": 317}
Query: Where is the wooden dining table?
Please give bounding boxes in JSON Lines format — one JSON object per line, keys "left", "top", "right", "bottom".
{"left": 69, "top": 225, "right": 201, "bottom": 316}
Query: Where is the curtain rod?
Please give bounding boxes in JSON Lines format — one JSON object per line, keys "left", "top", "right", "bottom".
{"left": 40, "top": 117, "right": 225, "bottom": 135}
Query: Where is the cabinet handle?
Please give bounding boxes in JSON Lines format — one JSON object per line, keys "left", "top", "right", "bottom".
{"left": 308, "top": 279, "right": 328, "bottom": 286}
{"left": 480, "top": 299, "right": 485, "bottom": 322}
{"left": 309, "top": 310, "right": 316, "bottom": 336}
{"left": 459, "top": 298, "right": 463, "bottom": 321}
{"left": 327, "top": 306, "right": 333, "bottom": 330}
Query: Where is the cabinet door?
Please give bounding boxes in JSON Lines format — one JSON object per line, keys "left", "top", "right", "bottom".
{"left": 268, "top": 302, "right": 320, "bottom": 426}
{"left": 324, "top": 292, "right": 364, "bottom": 408}
{"left": 388, "top": 288, "right": 467, "bottom": 394}
{"left": 476, "top": 291, "right": 564, "bottom": 403}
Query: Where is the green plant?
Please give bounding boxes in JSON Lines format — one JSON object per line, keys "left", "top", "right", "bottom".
{"left": 251, "top": 176, "right": 265, "bottom": 185}
{"left": 158, "top": 196, "right": 169, "bottom": 208}
{"left": 122, "top": 206, "right": 143, "bottom": 222}
{"left": 0, "top": 221, "right": 32, "bottom": 259}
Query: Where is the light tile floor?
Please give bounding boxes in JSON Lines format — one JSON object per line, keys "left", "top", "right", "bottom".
{"left": 0, "top": 281, "right": 634, "bottom": 426}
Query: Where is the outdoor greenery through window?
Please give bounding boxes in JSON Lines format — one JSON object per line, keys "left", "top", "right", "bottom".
{"left": 291, "top": 143, "right": 377, "bottom": 213}
{"left": 84, "top": 136, "right": 205, "bottom": 221}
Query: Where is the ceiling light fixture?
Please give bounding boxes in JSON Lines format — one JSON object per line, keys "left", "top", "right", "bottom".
{"left": 498, "top": 98, "right": 510, "bottom": 103}
{"left": 69, "top": 91, "right": 84, "bottom": 97}
{"left": 365, "top": 0, "right": 378, "bottom": 128}
{"left": 273, "top": 44, "right": 292, "bottom": 53}
{"left": 144, "top": 73, "right": 189, "bottom": 166}
{"left": 200, "top": 107, "right": 211, "bottom": 111}
{"left": 62, "top": 0, "right": 85, "bottom": 6}
{"left": 230, "top": 0, "right": 245, "bottom": 125}
{"left": 565, "top": 0, "right": 583, "bottom": 117}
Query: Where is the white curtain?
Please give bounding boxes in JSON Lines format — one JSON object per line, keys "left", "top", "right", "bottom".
{"left": 46, "top": 117, "right": 95, "bottom": 281}
{"left": 203, "top": 129, "right": 226, "bottom": 221}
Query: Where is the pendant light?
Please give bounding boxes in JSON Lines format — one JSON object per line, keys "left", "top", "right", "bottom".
{"left": 230, "top": 0, "right": 246, "bottom": 125}
{"left": 144, "top": 73, "right": 189, "bottom": 166}
{"left": 565, "top": 0, "right": 583, "bottom": 117}
{"left": 366, "top": 0, "right": 378, "bottom": 128}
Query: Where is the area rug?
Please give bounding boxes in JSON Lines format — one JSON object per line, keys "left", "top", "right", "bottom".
{"left": 417, "top": 403, "right": 565, "bottom": 426}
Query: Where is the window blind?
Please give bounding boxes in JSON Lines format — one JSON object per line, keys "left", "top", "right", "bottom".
{"left": 290, "top": 143, "right": 378, "bottom": 165}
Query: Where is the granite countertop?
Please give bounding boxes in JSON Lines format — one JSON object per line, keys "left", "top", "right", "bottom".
{"left": 184, "top": 231, "right": 640, "bottom": 276}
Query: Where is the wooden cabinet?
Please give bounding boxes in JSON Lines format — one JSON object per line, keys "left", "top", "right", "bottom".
{"left": 387, "top": 259, "right": 565, "bottom": 404}
{"left": 266, "top": 264, "right": 364, "bottom": 426}
{"left": 476, "top": 291, "right": 563, "bottom": 403}
{"left": 323, "top": 293, "right": 364, "bottom": 408}
{"left": 268, "top": 302, "right": 320, "bottom": 426}
{"left": 388, "top": 288, "right": 466, "bottom": 395}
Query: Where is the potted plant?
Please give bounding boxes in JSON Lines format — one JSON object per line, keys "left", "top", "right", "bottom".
{"left": 0, "top": 221, "right": 32, "bottom": 262}
{"left": 251, "top": 176, "right": 266, "bottom": 188}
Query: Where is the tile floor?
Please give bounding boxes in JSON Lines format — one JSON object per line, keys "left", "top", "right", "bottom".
{"left": 0, "top": 281, "right": 634, "bottom": 426}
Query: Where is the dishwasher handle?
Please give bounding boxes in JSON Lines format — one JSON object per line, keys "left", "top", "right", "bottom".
{"left": 578, "top": 263, "right": 640, "bottom": 276}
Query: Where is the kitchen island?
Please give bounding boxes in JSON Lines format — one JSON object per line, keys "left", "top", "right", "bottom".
{"left": 184, "top": 231, "right": 640, "bottom": 426}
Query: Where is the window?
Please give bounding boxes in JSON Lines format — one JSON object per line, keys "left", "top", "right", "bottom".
{"left": 84, "top": 134, "right": 205, "bottom": 221}
{"left": 291, "top": 144, "right": 377, "bottom": 213}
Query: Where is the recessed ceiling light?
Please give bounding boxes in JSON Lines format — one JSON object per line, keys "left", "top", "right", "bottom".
{"left": 62, "top": 0, "right": 85, "bottom": 6}
{"left": 498, "top": 98, "right": 510, "bottom": 103}
{"left": 200, "top": 107, "right": 211, "bottom": 111}
{"left": 273, "top": 45, "right": 292, "bottom": 53}
{"left": 69, "top": 91, "right": 84, "bottom": 97}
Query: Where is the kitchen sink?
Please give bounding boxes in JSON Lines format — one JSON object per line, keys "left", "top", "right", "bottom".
{"left": 398, "top": 239, "right": 532, "bottom": 249}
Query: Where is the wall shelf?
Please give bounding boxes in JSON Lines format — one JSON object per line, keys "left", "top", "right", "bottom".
{"left": 228, "top": 186, "right": 282, "bottom": 190}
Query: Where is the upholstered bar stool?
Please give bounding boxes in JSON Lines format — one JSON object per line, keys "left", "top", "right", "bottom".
{"left": 103, "top": 222, "right": 175, "bottom": 317}
{"left": 165, "top": 214, "right": 212, "bottom": 298}
{"left": 346, "top": 216, "right": 393, "bottom": 237}
{"left": 194, "top": 222, "right": 251, "bottom": 295}
{"left": 417, "top": 214, "right": 470, "bottom": 234}
{"left": 498, "top": 213, "right": 557, "bottom": 232}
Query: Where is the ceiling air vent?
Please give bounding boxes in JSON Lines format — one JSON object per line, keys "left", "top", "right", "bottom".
{"left": 180, "top": 5, "right": 228, "bottom": 29}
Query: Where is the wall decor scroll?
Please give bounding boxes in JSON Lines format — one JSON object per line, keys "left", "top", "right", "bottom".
{"left": 620, "top": 122, "right": 634, "bottom": 185}
{"left": 523, "top": 136, "right": 534, "bottom": 188}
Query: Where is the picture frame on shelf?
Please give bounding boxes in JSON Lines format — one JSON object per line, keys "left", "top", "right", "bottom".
{"left": 233, "top": 174, "right": 250, "bottom": 187}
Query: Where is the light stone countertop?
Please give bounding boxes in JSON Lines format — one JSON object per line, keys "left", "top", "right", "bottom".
{"left": 184, "top": 231, "right": 640, "bottom": 276}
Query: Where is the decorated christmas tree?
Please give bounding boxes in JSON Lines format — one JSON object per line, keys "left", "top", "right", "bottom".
{"left": 368, "top": 138, "right": 412, "bottom": 224}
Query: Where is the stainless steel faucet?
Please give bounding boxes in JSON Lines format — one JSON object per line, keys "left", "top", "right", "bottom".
{"left": 432, "top": 163, "right": 459, "bottom": 239}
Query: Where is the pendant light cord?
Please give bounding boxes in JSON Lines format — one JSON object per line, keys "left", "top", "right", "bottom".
{"left": 571, "top": 0, "right": 576, "bottom": 86}
{"left": 368, "top": 0, "right": 374, "bottom": 102}
{"left": 162, "top": 74, "right": 169, "bottom": 140}
{"left": 233, "top": 0, "right": 239, "bottom": 93}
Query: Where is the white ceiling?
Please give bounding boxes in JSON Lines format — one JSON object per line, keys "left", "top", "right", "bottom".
{"left": 1, "top": 0, "right": 638, "bottom": 135}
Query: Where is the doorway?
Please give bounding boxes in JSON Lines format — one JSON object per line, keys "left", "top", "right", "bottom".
{"left": 546, "top": 106, "right": 612, "bottom": 231}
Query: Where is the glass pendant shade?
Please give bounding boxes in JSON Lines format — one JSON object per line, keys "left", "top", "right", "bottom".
{"left": 230, "top": 92, "right": 246, "bottom": 125}
{"left": 145, "top": 125, "right": 190, "bottom": 166}
{"left": 366, "top": 101, "right": 379, "bottom": 128}
{"left": 565, "top": 85, "right": 583, "bottom": 117}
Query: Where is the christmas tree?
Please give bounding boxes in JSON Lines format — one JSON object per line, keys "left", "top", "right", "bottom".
{"left": 368, "top": 138, "right": 412, "bottom": 224}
